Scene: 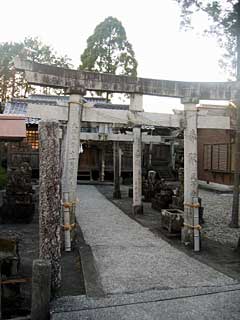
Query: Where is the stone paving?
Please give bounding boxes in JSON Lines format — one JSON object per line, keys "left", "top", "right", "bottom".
{"left": 51, "top": 283, "right": 240, "bottom": 319}
{"left": 200, "top": 189, "right": 240, "bottom": 247}
{"left": 75, "top": 185, "right": 235, "bottom": 296}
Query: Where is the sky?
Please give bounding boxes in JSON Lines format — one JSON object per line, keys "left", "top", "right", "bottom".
{"left": 0, "top": 0, "right": 229, "bottom": 113}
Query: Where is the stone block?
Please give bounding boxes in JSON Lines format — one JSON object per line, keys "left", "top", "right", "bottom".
{"left": 160, "top": 209, "right": 184, "bottom": 234}
{"left": 0, "top": 237, "right": 20, "bottom": 277}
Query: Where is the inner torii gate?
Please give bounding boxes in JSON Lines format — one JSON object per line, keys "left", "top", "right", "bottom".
{"left": 14, "top": 57, "right": 236, "bottom": 248}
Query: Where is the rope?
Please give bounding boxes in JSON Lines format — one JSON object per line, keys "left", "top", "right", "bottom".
{"left": 62, "top": 199, "right": 79, "bottom": 208}
{"left": 183, "top": 223, "right": 202, "bottom": 230}
{"left": 61, "top": 223, "right": 76, "bottom": 231}
{"left": 184, "top": 202, "right": 200, "bottom": 208}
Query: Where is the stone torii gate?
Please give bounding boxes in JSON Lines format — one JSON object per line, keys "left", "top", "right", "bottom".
{"left": 14, "top": 57, "right": 236, "bottom": 247}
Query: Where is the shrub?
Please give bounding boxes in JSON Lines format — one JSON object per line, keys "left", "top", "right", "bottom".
{"left": 0, "top": 165, "right": 7, "bottom": 190}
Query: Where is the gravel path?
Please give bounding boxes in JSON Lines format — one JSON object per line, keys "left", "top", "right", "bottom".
{"left": 199, "top": 190, "right": 240, "bottom": 247}
{"left": 76, "top": 185, "right": 235, "bottom": 296}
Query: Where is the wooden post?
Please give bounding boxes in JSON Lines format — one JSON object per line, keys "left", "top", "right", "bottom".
{"left": 132, "top": 126, "right": 143, "bottom": 215}
{"left": 113, "top": 141, "right": 121, "bottom": 199}
{"left": 31, "top": 259, "right": 51, "bottom": 320}
{"left": 101, "top": 146, "right": 105, "bottom": 182}
{"left": 149, "top": 142, "right": 153, "bottom": 168}
{"left": 181, "top": 98, "right": 199, "bottom": 246}
{"left": 39, "top": 120, "right": 61, "bottom": 291}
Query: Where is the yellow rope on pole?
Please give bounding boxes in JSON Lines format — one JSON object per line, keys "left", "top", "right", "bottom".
{"left": 62, "top": 199, "right": 79, "bottom": 208}
{"left": 184, "top": 202, "right": 200, "bottom": 208}
{"left": 61, "top": 223, "right": 76, "bottom": 231}
{"left": 183, "top": 223, "right": 202, "bottom": 230}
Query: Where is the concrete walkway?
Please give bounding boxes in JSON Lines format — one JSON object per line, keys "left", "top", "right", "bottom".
{"left": 51, "top": 185, "right": 240, "bottom": 319}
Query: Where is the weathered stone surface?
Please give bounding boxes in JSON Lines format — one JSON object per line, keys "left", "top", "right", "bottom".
{"left": 61, "top": 94, "right": 83, "bottom": 244}
{"left": 39, "top": 121, "right": 61, "bottom": 291}
{"left": 61, "top": 94, "right": 82, "bottom": 207}
{"left": 25, "top": 102, "right": 231, "bottom": 129}
{"left": 132, "top": 127, "right": 142, "bottom": 215}
{"left": 14, "top": 58, "right": 239, "bottom": 100}
{"left": 31, "top": 259, "right": 51, "bottom": 320}
{"left": 129, "top": 94, "right": 143, "bottom": 112}
{"left": 182, "top": 103, "right": 198, "bottom": 244}
{"left": 160, "top": 209, "right": 184, "bottom": 234}
{"left": 1, "top": 142, "right": 35, "bottom": 223}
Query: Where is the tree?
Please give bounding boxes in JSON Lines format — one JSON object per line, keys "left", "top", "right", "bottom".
{"left": 0, "top": 37, "right": 72, "bottom": 104}
{"left": 175, "top": 1, "right": 240, "bottom": 231}
{"left": 80, "top": 16, "right": 138, "bottom": 100}
{"left": 175, "top": 1, "right": 240, "bottom": 78}
{"left": 0, "top": 42, "right": 24, "bottom": 103}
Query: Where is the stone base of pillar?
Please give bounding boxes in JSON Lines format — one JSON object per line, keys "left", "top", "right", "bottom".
{"left": 181, "top": 227, "right": 193, "bottom": 246}
{"left": 132, "top": 204, "right": 143, "bottom": 215}
{"left": 113, "top": 189, "right": 121, "bottom": 199}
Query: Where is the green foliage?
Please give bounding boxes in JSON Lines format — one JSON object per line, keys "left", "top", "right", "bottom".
{"left": 22, "top": 37, "right": 72, "bottom": 67}
{"left": 0, "top": 37, "right": 73, "bottom": 103}
{"left": 80, "top": 17, "right": 138, "bottom": 77}
{"left": 0, "top": 165, "right": 7, "bottom": 190}
{"left": 175, "top": 0, "right": 240, "bottom": 79}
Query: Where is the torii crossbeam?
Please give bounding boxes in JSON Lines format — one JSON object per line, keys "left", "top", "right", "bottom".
{"left": 14, "top": 57, "right": 240, "bottom": 100}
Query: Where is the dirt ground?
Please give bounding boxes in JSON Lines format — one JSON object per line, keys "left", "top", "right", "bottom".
{"left": 0, "top": 189, "right": 84, "bottom": 319}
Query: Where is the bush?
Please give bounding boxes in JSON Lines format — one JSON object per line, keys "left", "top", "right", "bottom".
{"left": 0, "top": 165, "right": 7, "bottom": 190}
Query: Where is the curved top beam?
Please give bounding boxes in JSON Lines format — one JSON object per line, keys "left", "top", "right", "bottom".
{"left": 14, "top": 57, "right": 239, "bottom": 100}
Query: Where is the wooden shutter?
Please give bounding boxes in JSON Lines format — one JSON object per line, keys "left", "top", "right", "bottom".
{"left": 218, "top": 144, "right": 228, "bottom": 171}
{"left": 203, "top": 145, "right": 212, "bottom": 170}
{"left": 212, "top": 145, "right": 219, "bottom": 170}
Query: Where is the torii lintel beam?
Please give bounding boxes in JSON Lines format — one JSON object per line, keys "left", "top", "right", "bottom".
{"left": 14, "top": 58, "right": 239, "bottom": 100}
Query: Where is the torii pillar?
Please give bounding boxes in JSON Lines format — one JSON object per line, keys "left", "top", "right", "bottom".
{"left": 181, "top": 98, "right": 199, "bottom": 245}
{"left": 113, "top": 141, "right": 121, "bottom": 199}
{"left": 62, "top": 86, "right": 86, "bottom": 238}
{"left": 100, "top": 147, "right": 105, "bottom": 182}
{"left": 130, "top": 94, "right": 144, "bottom": 215}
